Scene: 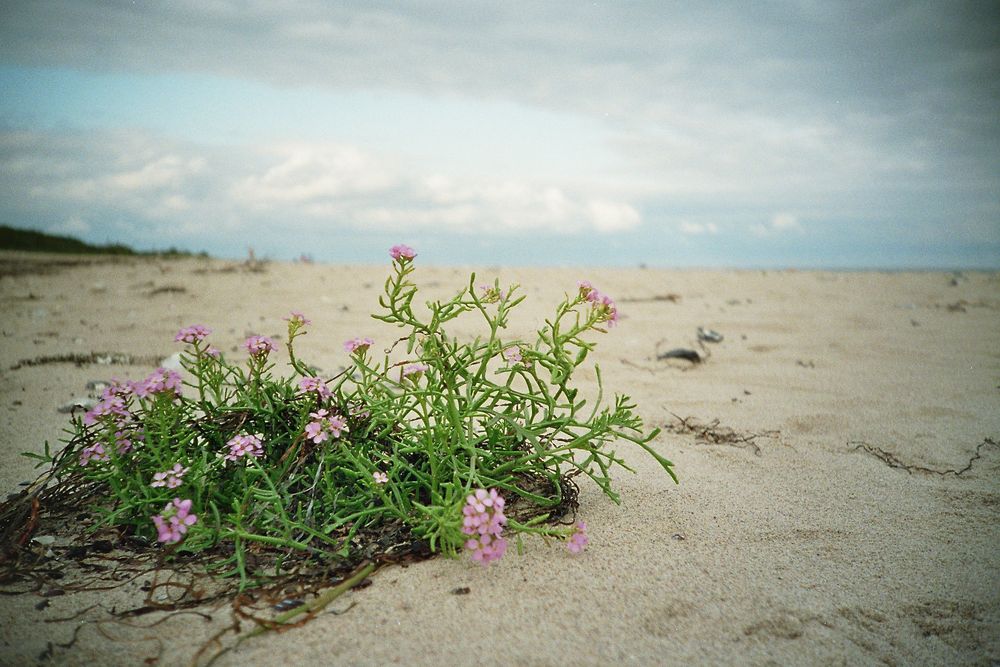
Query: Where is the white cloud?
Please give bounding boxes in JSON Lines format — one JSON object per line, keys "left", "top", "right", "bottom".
{"left": 0, "top": 130, "right": 643, "bottom": 244}
{"left": 751, "top": 212, "right": 804, "bottom": 236}
{"left": 586, "top": 200, "right": 641, "bottom": 233}
{"left": 678, "top": 221, "right": 719, "bottom": 235}
{"left": 231, "top": 143, "right": 397, "bottom": 208}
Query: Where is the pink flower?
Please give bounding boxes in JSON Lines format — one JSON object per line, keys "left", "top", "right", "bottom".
{"left": 576, "top": 281, "right": 619, "bottom": 328}
{"left": 462, "top": 488, "right": 508, "bottom": 566}
{"left": 243, "top": 335, "right": 276, "bottom": 357}
{"left": 343, "top": 337, "right": 375, "bottom": 355}
{"left": 466, "top": 533, "right": 508, "bottom": 565}
{"left": 389, "top": 244, "right": 417, "bottom": 261}
{"left": 373, "top": 471, "right": 388, "bottom": 484}
{"left": 174, "top": 324, "right": 212, "bottom": 344}
{"left": 130, "top": 368, "right": 182, "bottom": 399}
{"left": 402, "top": 363, "right": 429, "bottom": 381}
{"left": 304, "top": 409, "right": 348, "bottom": 444}
{"left": 502, "top": 347, "right": 523, "bottom": 365}
{"left": 205, "top": 346, "right": 221, "bottom": 358}
{"left": 298, "top": 376, "right": 332, "bottom": 399}
{"left": 225, "top": 433, "right": 264, "bottom": 462}
{"left": 566, "top": 521, "right": 589, "bottom": 554}
{"left": 151, "top": 463, "right": 190, "bottom": 489}
{"left": 83, "top": 393, "right": 130, "bottom": 426}
{"left": 152, "top": 498, "right": 198, "bottom": 545}
{"left": 114, "top": 430, "right": 135, "bottom": 455}
{"left": 79, "top": 442, "right": 109, "bottom": 466}
{"left": 284, "top": 311, "right": 311, "bottom": 327}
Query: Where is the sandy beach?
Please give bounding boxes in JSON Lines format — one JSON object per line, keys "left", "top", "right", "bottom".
{"left": 1, "top": 250, "right": 998, "bottom": 666}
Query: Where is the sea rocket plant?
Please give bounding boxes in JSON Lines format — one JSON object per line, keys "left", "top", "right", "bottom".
{"left": 48, "top": 241, "right": 674, "bottom": 583}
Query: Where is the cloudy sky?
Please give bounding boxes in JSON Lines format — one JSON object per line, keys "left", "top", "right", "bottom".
{"left": 1, "top": 1, "right": 997, "bottom": 267}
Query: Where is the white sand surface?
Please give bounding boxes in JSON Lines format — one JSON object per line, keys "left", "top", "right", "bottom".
{"left": 1, "top": 251, "right": 998, "bottom": 665}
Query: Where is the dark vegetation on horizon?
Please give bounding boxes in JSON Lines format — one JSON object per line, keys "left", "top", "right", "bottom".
{"left": 0, "top": 224, "right": 208, "bottom": 258}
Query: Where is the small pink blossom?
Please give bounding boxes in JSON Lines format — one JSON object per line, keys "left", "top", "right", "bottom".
{"left": 402, "top": 362, "right": 429, "bottom": 381}
{"left": 479, "top": 284, "right": 506, "bottom": 303}
{"left": 373, "top": 471, "right": 388, "bottom": 484}
{"left": 174, "top": 324, "right": 212, "bottom": 344}
{"left": 130, "top": 368, "right": 183, "bottom": 399}
{"left": 79, "top": 442, "right": 109, "bottom": 466}
{"left": 243, "top": 335, "right": 276, "bottom": 358}
{"left": 389, "top": 244, "right": 417, "bottom": 261}
{"left": 114, "top": 430, "right": 135, "bottom": 455}
{"left": 304, "top": 409, "right": 348, "bottom": 444}
{"left": 502, "top": 347, "right": 523, "bottom": 365}
{"left": 225, "top": 433, "right": 264, "bottom": 462}
{"left": 151, "top": 463, "right": 190, "bottom": 489}
{"left": 462, "top": 488, "right": 508, "bottom": 566}
{"left": 205, "top": 346, "right": 221, "bottom": 358}
{"left": 83, "top": 393, "right": 130, "bottom": 426}
{"left": 344, "top": 337, "right": 375, "bottom": 355}
{"left": 566, "top": 521, "right": 589, "bottom": 554}
{"left": 152, "top": 498, "right": 198, "bottom": 545}
{"left": 284, "top": 311, "right": 311, "bottom": 327}
{"left": 298, "top": 376, "right": 332, "bottom": 399}
{"left": 576, "top": 281, "right": 619, "bottom": 328}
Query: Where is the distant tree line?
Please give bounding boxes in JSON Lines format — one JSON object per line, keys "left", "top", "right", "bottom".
{"left": 0, "top": 224, "right": 208, "bottom": 257}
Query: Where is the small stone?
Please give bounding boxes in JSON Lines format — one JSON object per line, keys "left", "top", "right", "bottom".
{"left": 159, "top": 352, "right": 184, "bottom": 371}
{"left": 697, "top": 327, "right": 724, "bottom": 343}
{"left": 32, "top": 535, "right": 56, "bottom": 546}
{"left": 58, "top": 397, "right": 97, "bottom": 413}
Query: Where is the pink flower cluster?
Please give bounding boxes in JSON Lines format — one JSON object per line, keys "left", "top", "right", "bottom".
{"left": 83, "top": 392, "right": 130, "bottom": 426}
{"left": 577, "top": 281, "right": 619, "bottom": 327}
{"left": 131, "top": 368, "right": 183, "bottom": 399}
{"left": 80, "top": 381, "right": 143, "bottom": 464}
{"left": 79, "top": 442, "right": 109, "bottom": 466}
{"left": 225, "top": 433, "right": 264, "bottom": 462}
{"left": 151, "top": 463, "right": 189, "bottom": 489}
{"left": 243, "top": 335, "right": 276, "bottom": 358}
{"left": 390, "top": 244, "right": 417, "bottom": 261}
{"left": 152, "top": 498, "right": 198, "bottom": 544}
{"left": 298, "top": 376, "right": 331, "bottom": 400}
{"left": 174, "top": 324, "right": 211, "bottom": 344}
{"left": 344, "top": 337, "right": 374, "bottom": 355}
{"left": 304, "top": 409, "right": 348, "bottom": 444}
{"left": 462, "top": 488, "right": 508, "bottom": 565}
{"left": 566, "top": 521, "right": 589, "bottom": 554}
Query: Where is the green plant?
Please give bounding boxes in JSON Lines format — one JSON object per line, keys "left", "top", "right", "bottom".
{"left": 27, "top": 245, "right": 676, "bottom": 587}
